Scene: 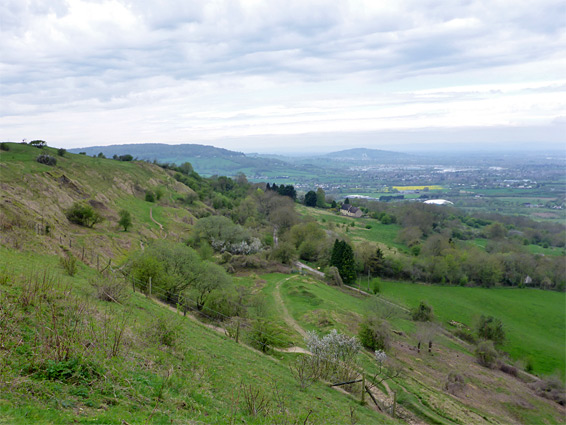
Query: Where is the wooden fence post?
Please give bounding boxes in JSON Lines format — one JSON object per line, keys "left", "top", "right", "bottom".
{"left": 132, "top": 276, "right": 135, "bottom": 293}
{"left": 148, "top": 276, "right": 152, "bottom": 298}
{"left": 236, "top": 318, "right": 240, "bottom": 344}
{"left": 361, "top": 374, "right": 365, "bottom": 404}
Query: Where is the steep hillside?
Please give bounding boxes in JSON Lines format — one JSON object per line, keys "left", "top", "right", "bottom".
{"left": 0, "top": 143, "right": 200, "bottom": 264}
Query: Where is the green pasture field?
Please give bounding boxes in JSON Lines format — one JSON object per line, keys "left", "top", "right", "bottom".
{"left": 296, "top": 205, "right": 406, "bottom": 252}
{"left": 378, "top": 280, "right": 566, "bottom": 377}
{"left": 469, "top": 238, "right": 564, "bottom": 256}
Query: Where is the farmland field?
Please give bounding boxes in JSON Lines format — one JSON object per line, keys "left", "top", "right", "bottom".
{"left": 378, "top": 280, "right": 566, "bottom": 377}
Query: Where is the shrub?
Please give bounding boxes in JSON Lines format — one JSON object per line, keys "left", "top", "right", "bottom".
{"left": 66, "top": 202, "right": 102, "bottom": 228}
{"left": 60, "top": 254, "right": 78, "bottom": 276}
{"left": 118, "top": 209, "right": 132, "bottom": 231}
{"left": 0, "top": 142, "right": 9, "bottom": 151}
{"left": 475, "top": 340, "right": 498, "bottom": 368}
{"left": 454, "top": 328, "right": 477, "bottom": 344}
{"left": 529, "top": 376, "right": 566, "bottom": 406}
{"left": 499, "top": 363, "right": 518, "bottom": 377}
{"left": 358, "top": 316, "right": 390, "bottom": 351}
{"left": 271, "top": 241, "right": 297, "bottom": 265}
{"left": 145, "top": 191, "right": 155, "bottom": 202}
{"left": 90, "top": 274, "right": 129, "bottom": 303}
{"left": 325, "top": 266, "right": 343, "bottom": 286}
{"left": 57, "top": 148, "right": 66, "bottom": 157}
{"left": 249, "top": 318, "right": 280, "bottom": 353}
{"left": 147, "top": 316, "right": 181, "bottom": 347}
{"left": 31, "top": 358, "right": 102, "bottom": 384}
{"left": 411, "top": 301, "right": 433, "bottom": 322}
{"left": 476, "top": 315, "right": 505, "bottom": 346}
{"left": 36, "top": 154, "right": 57, "bottom": 166}
{"left": 444, "top": 372, "right": 466, "bottom": 396}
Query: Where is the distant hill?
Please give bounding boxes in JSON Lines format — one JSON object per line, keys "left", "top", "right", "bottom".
{"left": 69, "top": 143, "right": 295, "bottom": 177}
{"left": 68, "top": 143, "right": 413, "bottom": 181}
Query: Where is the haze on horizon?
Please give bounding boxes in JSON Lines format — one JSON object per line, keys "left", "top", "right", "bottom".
{"left": 1, "top": 0, "right": 565, "bottom": 153}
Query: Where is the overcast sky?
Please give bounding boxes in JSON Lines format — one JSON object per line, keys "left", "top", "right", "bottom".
{"left": 1, "top": 0, "right": 565, "bottom": 153}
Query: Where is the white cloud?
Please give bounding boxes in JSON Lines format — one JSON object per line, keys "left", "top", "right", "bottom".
{"left": 1, "top": 0, "right": 565, "bottom": 149}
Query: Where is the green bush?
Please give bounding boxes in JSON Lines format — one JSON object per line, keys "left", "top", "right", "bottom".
{"left": 147, "top": 316, "right": 181, "bottom": 347}
{"left": 476, "top": 315, "right": 505, "bottom": 346}
{"left": 358, "top": 316, "right": 390, "bottom": 351}
{"left": 145, "top": 191, "right": 155, "bottom": 202}
{"left": 36, "top": 154, "right": 57, "bottom": 166}
{"left": 66, "top": 202, "right": 102, "bottom": 228}
{"left": 60, "top": 254, "right": 78, "bottom": 276}
{"left": 31, "top": 358, "right": 102, "bottom": 384}
{"left": 57, "top": 148, "right": 66, "bottom": 157}
{"left": 0, "top": 142, "right": 9, "bottom": 151}
{"left": 475, "top": 340, "right": 498, "bottom": 368}
{"left": 118, "top": 209, "right": 132, "bottom": 231}
{"left": 411, "top": 301, "right": 434, "bottom": 322}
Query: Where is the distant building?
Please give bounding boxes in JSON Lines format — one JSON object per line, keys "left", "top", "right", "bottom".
{"left": 340, "top": 204, "right": 363, "bottom": 218}
{"left": 423, "top": 199, "right": 453, "bottom": 206}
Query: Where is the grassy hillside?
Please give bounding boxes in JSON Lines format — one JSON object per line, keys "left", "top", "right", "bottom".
{"left": 234, "top": 272, "right": 566, "bottom": 424}
{"left": 0, "top": 250, "right": 392, "bottom": 425}
{"left": 2, "top": 142, "right": 565, "bottom": 424}
{"left": 0, "top": 143, "right": 201, "bottom": 263}
{"left": 377, "top": 281, "right": 565, "bottom": 377}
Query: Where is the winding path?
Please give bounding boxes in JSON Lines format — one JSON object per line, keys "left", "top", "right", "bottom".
{"left": 274, "top": 275, "right": 308, "bottom": 339}
{"left": 149, "top": 207, "right": 163, "bottom": 230}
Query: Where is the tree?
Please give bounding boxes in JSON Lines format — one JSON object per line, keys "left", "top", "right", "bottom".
{"left": 29, "top": 140, "right": 46, "bottom": 148}
{"left": 189, "top": 262, "right": 231, "bottom": 311}
{"left": 304, "top": 190, "right": 317, "bottom": 207}
{"left": 330, "top": 240, "right": 356, "bottom": 284}
{"left": 57, "top": 148, "right": 66, "bottom": 157}
{"left": 476, "top": 315, "right": 505, "bottom": 346}
{"left": 272, "top": 241, "right": 297, "bottom": 264}
{"left": 128, "top": 240, "right": 231, "bottom": 307}
{"left": 118, "top": 209, "right": 132, "bottom": 231}
{"left": 344, "top": 198, "right": 350, "bottom": 204}
{"left": 485, "top": 222, "right": 507, "bottom": 240}
{"left": 316, "top": 187, "right": 326, "bottom": 208}
{"left": 178, "top": 162, "right": 194, "bottom": 175}
{"left": 367, "top": 247, "right": 385, "bottom": 276}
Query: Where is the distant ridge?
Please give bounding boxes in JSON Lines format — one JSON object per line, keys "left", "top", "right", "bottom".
{"left": 68, "top": 143, "right": 297, "bottom": 176}
{"left": 322, "top": 148, "right": 410, "bottom": 161}
{"left": 69, "top": 143, "right": 246, "bottom": 160}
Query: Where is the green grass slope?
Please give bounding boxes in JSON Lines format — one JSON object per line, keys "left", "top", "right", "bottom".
{"left": 378, "top": 280, "right": 566, "bottom": 377}
{"left": 0, "top": 143, "right": 201, "bottom": 262}
{"left": 0, "top": 250, "right": 393, "bottom": 425}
